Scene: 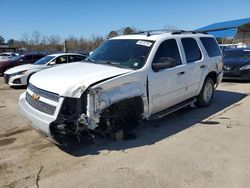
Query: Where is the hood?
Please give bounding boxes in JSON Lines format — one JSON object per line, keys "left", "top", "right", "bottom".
{"left": 30, "top": 62, "right": 132, "bottom": 97}
{"left": 5, "top": 64, "right": 45, "bottom": 74}
{"left": 224, "top": 58, "right": 250, "bottom": 69}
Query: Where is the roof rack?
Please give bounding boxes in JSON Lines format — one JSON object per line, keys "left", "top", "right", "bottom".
{"left": 131, "top": 30, "right": 208, "bottom": 37}
{"left": 131, "top": 29, "right": 173, "bottom": 37}
{"left": 171, "top": 30, "right": 208, "bottom": 35}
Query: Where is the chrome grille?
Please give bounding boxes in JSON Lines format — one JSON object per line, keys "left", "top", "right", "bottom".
{"left": 26, "top": 92, "right": 56, "bottom": 115}
{"left": 28, "top": 83, "right": 59, "bottom": 102}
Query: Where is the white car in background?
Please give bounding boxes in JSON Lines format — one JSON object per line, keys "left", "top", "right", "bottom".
{"left": 0, "top": 52, "right": 18, "bottom": 60}
{"left": 4, "top": 53, "right": 87, "bottom": 86}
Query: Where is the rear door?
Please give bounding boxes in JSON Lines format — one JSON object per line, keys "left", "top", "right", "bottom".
{"left": 148, "top": 39, "right": 188, "bottom": 114}
{"left": 181, "top": 37, "right": 205, "bottom": 99}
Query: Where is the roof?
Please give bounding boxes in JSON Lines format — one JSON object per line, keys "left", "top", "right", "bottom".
{"left": 197, "top": 18, "right": 250, "bottom": 32}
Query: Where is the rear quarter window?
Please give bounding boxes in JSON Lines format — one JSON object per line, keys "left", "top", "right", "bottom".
{"left": 200, "top": 37, "right": 221, "bottom": 57}
{"left": 181, "top": 38, "right": 202, "bottom": 63}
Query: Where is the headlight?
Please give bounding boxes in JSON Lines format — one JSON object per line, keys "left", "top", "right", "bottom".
{"left": 239, "top": 64, "right": 250, "bottom": 70}
{"left": 11, "top": 70, "right": 27, "bottom": 76}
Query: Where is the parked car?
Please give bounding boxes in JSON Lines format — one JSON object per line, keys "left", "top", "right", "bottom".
{"left": 0, "top": 54, "right": 45, "bottom": 75}
{"left": 19, "top": 31, "right": 223, "bottom": 145}
{"left": 4, "top": 53, "right": 87, "bottom": 86}
{"left": 0, "top": 52, "right": 19, "bottom": 60}
{"left": 223, "top": 48, "right": 250, "bottom": 80}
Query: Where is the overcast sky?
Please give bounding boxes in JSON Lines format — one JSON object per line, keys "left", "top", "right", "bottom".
{"left": 1, "top": 0, "right": 250, "bottom": 40}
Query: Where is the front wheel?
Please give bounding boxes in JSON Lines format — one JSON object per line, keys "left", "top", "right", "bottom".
{"left": 195, "top": 77, "right": 215, "bottom": 107}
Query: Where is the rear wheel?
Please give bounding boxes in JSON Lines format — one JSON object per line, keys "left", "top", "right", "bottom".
{"left": 195, "top": 77, "right": 215, "bottom": 107}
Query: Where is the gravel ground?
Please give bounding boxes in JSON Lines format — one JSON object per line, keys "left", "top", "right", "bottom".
{"left": 0, "top": 77, "right": 250, "bottom": 188}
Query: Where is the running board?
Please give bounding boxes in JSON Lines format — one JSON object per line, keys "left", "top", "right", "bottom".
{"left": 149, "top": 98, "right": 196, "bottom": 120}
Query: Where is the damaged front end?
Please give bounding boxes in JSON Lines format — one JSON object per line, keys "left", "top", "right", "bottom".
{"left": 50, "top": 81, "right": 146, "bottom": 145}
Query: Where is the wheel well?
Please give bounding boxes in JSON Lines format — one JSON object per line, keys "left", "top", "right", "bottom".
{"left": 99, "top": 96, "right": 144, "bottom": 132}
{"left": 109, "top": 96, "right": 144, "bottom": 115}
{"left": 206, "top": 71, "right": 217, "bottom": 85}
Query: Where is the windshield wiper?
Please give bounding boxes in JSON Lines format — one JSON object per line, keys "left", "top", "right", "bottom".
{"left": 98, "top": 61, "right": 125, "bottom": 68}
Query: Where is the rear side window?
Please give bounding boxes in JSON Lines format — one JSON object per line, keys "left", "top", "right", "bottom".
{"left": 153, "top": 39, "right": 182, "bottom": 66}
{"left": 200, "top": 37, "right": 221, "bottom": 57}
{"left": 181, "top": 38, "right": 202, "bottom": 63}
{"left": 69, "top": 55, "right": 86, "bottom": 62}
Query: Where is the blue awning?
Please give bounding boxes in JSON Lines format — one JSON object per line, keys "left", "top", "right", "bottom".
{"left": 197, "top": 18, "right": 250, "bottom": 32}
{"left": 208, "top": 28, "right": 237, "bottom": 38}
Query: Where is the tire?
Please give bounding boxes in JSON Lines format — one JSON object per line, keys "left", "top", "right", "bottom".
{"left": 195, "top": 77, "right": 215, "bottom": 107}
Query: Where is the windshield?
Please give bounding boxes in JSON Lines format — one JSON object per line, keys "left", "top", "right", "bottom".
{"left": 224, "top": 49, "right": 250, "bottom": 59}
{"left": 34, "top": 56, "right": 55, "bottom": 65}
{"left": 86, "top": 39, "right": 154, "bottom": 70}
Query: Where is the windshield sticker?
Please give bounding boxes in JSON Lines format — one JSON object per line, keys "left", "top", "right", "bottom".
{"left": 136, "top": 40, "right": 152, "bottom": 47}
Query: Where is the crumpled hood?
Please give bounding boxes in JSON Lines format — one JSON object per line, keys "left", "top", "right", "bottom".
{"left": 5, "top": 64, "right": 45, "bottom": 74}
{"left": 30, "top": 62, "right": 132, "bottom": 97}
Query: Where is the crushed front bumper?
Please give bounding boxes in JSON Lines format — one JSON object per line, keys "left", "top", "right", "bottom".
{"left": 19, "top": 92, "right": 59, "bottom": 144}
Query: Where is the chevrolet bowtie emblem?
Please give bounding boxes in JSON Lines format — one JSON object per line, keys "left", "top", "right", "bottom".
{"left": 32, "top": 93, "right": 40, "bottom": 100}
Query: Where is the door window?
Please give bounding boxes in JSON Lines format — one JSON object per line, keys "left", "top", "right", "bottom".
{"left": 69, "top": 55, "right": 85, "bottom": 62}
{"left": 55, "top": 56, "right": 68, "bottom": 64}
{"left": 152, "top": 39, "right": 182, "bottom": 68}
{"left": 181, "top": 38, "right": 202, "bottom": 63}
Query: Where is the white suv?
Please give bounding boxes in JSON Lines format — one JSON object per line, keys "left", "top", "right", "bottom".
{"left": 19, "top": 31, "right": 223, "bottom": 145}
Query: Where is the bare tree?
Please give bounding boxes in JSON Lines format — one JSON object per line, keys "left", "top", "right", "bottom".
{"left": 32, "top": 31, "right": 41, "bottom": 45}
{"left": 48, "top": 35, "right": 61, "bottom": 45}
{"left": 22, "top": 32, "right": 30, "bottom": 44}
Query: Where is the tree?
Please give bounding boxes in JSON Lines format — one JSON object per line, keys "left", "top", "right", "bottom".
{"left": 22, "top": 32, "right": 30, "bottom": 44}
{"left": 107, "top": 30, "right": 118, "bottom": 39}
{"left": 32, "top": 31, "right": 41, "bottom": 45}
{"left": 123, "top": 27, "right": 135, "bottom": 35}
{"left": 0, "top": 35, "right": 5, "bottom": 44}
{"left": 7, "top": 39, "right": 15, "bottom": 45}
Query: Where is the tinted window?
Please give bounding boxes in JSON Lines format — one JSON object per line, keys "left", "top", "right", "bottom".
{"left": 153, "top": 39, "right": 182, "bottom": 66}
{"left": 181, "top": 38, "right": 202, "bottom": 63}
{"left": 55, "top": 56, "right": 68, "bottom": 64}
{"left": 200, "top": 37, "right": 221, "bottom": 57}
{"left": 69, "top": 55, "right": 85, "bottom": 62}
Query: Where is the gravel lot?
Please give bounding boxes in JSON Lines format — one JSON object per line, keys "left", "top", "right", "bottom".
{"left": 0, "top": 77, "right": 250, "bottom": 188}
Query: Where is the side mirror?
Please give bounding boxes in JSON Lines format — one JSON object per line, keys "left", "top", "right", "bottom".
{"left": 49, "top": 61, "right": 56, "bottom": 65}
{"left": 152, "top": 57, "right": 176, "bottom": 72}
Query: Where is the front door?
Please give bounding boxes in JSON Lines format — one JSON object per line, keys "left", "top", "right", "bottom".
{"left": 148, "top": 39, "right": 188, "bottom": 114}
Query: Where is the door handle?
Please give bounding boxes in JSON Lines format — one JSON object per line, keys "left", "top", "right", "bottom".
{"left": 177, "top": 71, "right": 185, "bottom": 75}
{"left": 200, "top": 65, "right": 206, "bottom": 69}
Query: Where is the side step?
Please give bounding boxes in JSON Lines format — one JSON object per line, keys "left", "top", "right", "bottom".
{"left": 149, "top": 97, "right": 196, "bottom": 120}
